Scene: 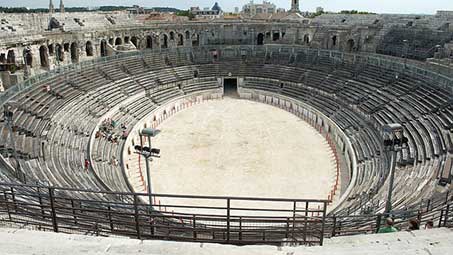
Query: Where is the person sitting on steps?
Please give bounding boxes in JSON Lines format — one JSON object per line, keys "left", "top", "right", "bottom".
{"left": 378, "top": 217, "right": 398, "bottom": 233}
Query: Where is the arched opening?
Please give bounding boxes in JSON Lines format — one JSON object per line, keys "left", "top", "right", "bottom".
{"left": 124, "top": 36, "right": 130, "bottom": 44}
{"left": 108, "top": 38, "right": 114, "bottom": 45}
{"left": 177, "top": 34, "right": 184, "bottom": 46}
{"left": 6, "top": 50, "right": 15, "bottom": 64}
{"left": 55, "top": 44, "right": 64, "bottom": 62}
{"left": 85, "top": 41, "right": 94, "bottom": 57}
{"left": 185, "top": 31, "right": 190, "bottom": 40}
{"left": 347, "top": 39, "right": 355, "bottom": 52}
{"left": 39, "top": 45, "right": 49, "bottom": 68}
{"left": 192, "top": 33, "right": 200, "bottom": 47}
{"left": 332, "top": 36, "right": 337, "bottom": 47}
{"left": 257, "top": 33, "right": 264, "bottom": 45}
{"left": 146, "top": 36, "right": 153, "bottom": 49}
{"left": 162, "top": 34, "right": 168, "bottom": 49}
{"left": 70, "top": 42, "right": 79, "bottom": 63}
{"left": 131, "top": 36, "right": 139, "bottom": 48}
{"left": 23, "top": 48, "right": 33, "bottom": 67}
{"left": 63, "top": 43, "right": 70, "bottom": 52}
{"left": 48, "top": 44, "right": 55, "bottom": 56}
{"left": 115, "top": 38, "right": 122, "bottom": 45}
{"left": 303, "top": 34, "right": 310, "bottom": 44}
{"left": 169, "top": 31, "right": 175, "bottom": 40}
{"left": 100, "top": 40, "right": 107, "bottom": 57}
{"left": 272, "top": 32, "right": 280, "bottom": 41}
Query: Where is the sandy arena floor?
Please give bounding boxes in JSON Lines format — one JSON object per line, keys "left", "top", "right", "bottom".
{"left": 132, "top": 97, "right": 336, "bottom": 215}
{"left": 149, "top": 97, "right": 334, "bottom": 195}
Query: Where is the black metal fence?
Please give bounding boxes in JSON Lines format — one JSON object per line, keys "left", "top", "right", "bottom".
{"left": 325, "top": 191, "right": 453, "bottom": 237}
{"left": 0, "top": 182, "right": 328, "bottom": 245}
{"left": 0, "top": 182, "right": 452, "bottom": 245}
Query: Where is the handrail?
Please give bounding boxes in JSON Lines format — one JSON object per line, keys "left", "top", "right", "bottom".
{"left": 0, "top": 180, "right": 451, "bottom": 243}
{"left": 0, "top": 181, "right": 328, "bottom": 245}
{"left": 0, "top": 181, "right": 329, "bottom": 202}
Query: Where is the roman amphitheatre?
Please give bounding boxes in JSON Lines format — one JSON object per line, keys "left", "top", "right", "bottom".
{"left": 0, "top": 0, "right": 452, "bottom": 253}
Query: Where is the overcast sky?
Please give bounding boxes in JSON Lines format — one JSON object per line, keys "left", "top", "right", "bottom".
{"left": 0, "top": 0, "right": 452, "bottom": 14}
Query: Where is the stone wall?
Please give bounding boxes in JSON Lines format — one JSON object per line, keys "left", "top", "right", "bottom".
{"left": 1, "top": 11, "right": 452, "bottom": 87}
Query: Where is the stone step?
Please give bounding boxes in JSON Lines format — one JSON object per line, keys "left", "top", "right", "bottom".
{"left": 0, "top": 227, "right": 451, "bottom": 255}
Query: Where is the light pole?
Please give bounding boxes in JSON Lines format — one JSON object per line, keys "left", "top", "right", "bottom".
{"left": 3, "top": 102, "right": 25, "bottom": 182}
{"left": 382, "top": 124, "right": 408, "bottom": 215}
{"left": 402, "top": 39, "right": 409, "bottom": 67}
{"left": 135, "top": 128, "right": 160, "bottom": 205}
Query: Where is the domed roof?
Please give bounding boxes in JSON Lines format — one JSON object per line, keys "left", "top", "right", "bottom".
{"left": 211, "top": 2, "right": 222, "bottom": 12}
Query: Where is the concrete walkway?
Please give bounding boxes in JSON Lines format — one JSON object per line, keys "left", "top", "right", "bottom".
{"left": 0, "top": 227, "right": 451, "bottom": 254}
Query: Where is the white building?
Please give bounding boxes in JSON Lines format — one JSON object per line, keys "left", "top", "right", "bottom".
{"left": 190, "top": 3, "right": 223, "bottom": 20}
{"left": 242, "top": 1, "right": 277, "bottom": 16}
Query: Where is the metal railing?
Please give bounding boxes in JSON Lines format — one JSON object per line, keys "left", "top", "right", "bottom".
{"left": 325, "top": 191, "right": 453, "bottom": 237}
{"left": 0, "top": 181, "right": 452, "bottom": 245}
{"left": 0, "top": 182, "right": 328, "bottom": 245}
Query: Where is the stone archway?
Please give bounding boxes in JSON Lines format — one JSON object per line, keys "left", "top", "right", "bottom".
{"left": 39, "top": 45, "right": 49, "bottom": 68}
{"left": 162, "top": 34, "right": 168, "bottom": 49}
{"left": 257, "top": 33, "right": 264, "bottom": 45}
{"left": 332, "top": 36, "right": 337, "bottom": 48}
{"left": 192, "top": 33, "right": 200, "bottom": 47}
{"left": 177, "top": 34, "right": 184, "bottom": 46}
{"left": 48, "top": 44, "right": 55, "bottom": 56}
{"left": 23, "top": 48, "right": 33, "bottom": 67}
{"left": 303, "top": 34, "right": 310, "bottom": 44}
{"left": 347, "top": 39, "right": 355, "bottom": 52}
{"left": 146, "top": 36, "right": 153, "bottom": 49}
{"left": 115, "top": 37, "right": 122, "bottom": 45}
{"left": 70, "top": 42, "right": 79, "bottom": 63}
{"left": 131, "top": 36, "right": 139, "bottom": 48}
{"left": 100, "top": 40, "right": 107, "bottom": 57}
{"left": 55, "top": 44, "right": 64, "bottom": 62}
{"left": 7, "top": 49, "right": 16, "bottom": 64}
{"left": 85, "top": 41, "right": 94, "bottom": 57}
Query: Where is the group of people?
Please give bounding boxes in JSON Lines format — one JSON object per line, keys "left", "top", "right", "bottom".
{"left": 89, "top": 118, "right": 129, "bottom": 171}
{"left": 378, "top": 217, "right": 434, "bottom": 233}
{"left": 95, "top": 118, "right": 129, "bottom": 144}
